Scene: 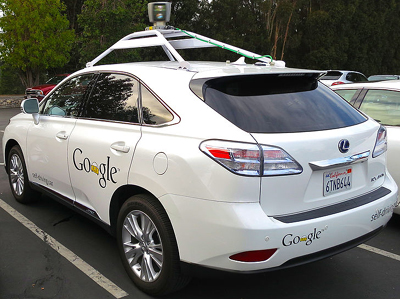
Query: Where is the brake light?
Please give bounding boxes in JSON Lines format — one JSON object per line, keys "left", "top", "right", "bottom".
{"left": 202, "top": 141, "right": 261, "bottom": 176}
{"left": 200, "top": 140, "right": 302, "bottom": 176}
{"left": 331, "top": 81, "right": 345, "bottom": 86}
{"left": 373, "top": 126, "right": 387, "bottom": 158}
{"left": 207, "top": 148, "right": 231, "bottom": 159}
{"left": 230, "top": 249, "right": 277, "bottom": 262}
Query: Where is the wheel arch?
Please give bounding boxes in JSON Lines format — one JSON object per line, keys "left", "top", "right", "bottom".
{"left": 109, "top": 184, "right": 156, "bottom": 236}
{"left": 4, "top": 139, "right": 19, "bottom": 174}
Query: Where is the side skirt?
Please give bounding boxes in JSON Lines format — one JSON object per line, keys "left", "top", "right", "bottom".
{"left": 30, "top": 182, "right": 113, "bottom": 236}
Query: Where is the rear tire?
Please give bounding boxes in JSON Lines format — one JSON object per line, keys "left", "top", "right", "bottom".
{"left": 117, "top": 194, "right": 190, "bottom": 295}
{"left": 7, "top": 145, "right": 39, "bottom": 204}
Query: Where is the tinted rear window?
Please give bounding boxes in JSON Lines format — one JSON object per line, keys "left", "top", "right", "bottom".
{"left": 191, "top": 74, "right": 366, "bottom": 133}
{"left": 320, "top": 71, "right": 342, "bottom": 80}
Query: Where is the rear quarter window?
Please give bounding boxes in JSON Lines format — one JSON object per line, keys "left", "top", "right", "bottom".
{"left": 191, "top": 74, "right": 367, "bottom": 133}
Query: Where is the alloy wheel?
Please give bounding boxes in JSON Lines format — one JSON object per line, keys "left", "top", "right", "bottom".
{"left": 122, "top": 210, "right": 164, "bottom": 282}
{"left": 9, "top": 154, "right": 24, "bottom": 196}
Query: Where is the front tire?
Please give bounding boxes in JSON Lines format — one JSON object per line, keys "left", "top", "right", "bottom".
{"left": 7, "top": 145, "right": 39, "bottom": 203}
{"left": 117, "top": 194, "right": 190, "bottom": 295}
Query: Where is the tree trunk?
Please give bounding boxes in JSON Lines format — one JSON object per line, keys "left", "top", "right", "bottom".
{"left": 18, "top": 69, "right": 40, "bottom": 88}
{"left": 281, "top": 0, "right": 296, "bottom": 60}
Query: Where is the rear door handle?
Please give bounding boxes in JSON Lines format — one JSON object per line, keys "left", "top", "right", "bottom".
{"left": 56, "top": 131, "right": 69, "bottom": 140}
{"left": 111, "top": 142, "right": 130, "bottom": 153}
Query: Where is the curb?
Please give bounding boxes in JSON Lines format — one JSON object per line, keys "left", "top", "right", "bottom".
{"left": 0, "top": 95, "right": 24, "bottom": 108}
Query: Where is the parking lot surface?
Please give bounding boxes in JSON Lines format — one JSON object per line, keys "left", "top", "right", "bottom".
{"left": 1, "top": 107, "right": 400, "bottom": 299}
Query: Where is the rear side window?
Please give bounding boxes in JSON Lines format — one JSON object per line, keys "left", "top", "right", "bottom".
{"left": 83, "top": 73, "right": 140, "bottom": 123}
{"left": 346, "top": 72, "right": 367, "bottom": 82}
{"left": 191, "top": 74, "right": 366, "bottom": 133}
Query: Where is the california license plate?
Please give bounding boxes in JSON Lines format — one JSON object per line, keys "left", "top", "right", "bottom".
{"left": 323, "top": 167, "right": 352, "bottom": 196}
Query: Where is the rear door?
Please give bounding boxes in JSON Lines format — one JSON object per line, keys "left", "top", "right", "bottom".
{"left": 253, "top": 123, "right": 382, "bottom": 218}
{"left": 196, "top": 72, "right": 385, "bottom": 217}
{"left": 246, "top": 83, "right": 383, "bottom": 217}
{"left": 68, "top": 73, "right": 142, "bottom": 222}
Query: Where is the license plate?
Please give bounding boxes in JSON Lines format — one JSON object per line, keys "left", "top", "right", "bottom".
{"left": 323, "top": 167, "right": 352, "bottom": 196}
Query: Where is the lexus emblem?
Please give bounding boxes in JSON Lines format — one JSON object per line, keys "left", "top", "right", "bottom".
{"left": 338, "top": 139, "right": 350, "bottom": 153}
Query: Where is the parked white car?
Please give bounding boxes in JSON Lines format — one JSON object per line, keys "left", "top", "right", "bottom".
{"left": 332, "top": 80, "right": 400, "bottom": 214}
{"left": 368, "top": 75, "right": 400, "bottom": 82}
{"left": 2, "top": 27, "right": 398, "bottom": 295}
{"left": 320, "top": 70, "right": 368, "bottom": 86}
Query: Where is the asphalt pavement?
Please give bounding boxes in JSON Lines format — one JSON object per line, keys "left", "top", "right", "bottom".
{"left": 1, "top": 107, "right": 400, "bottom": 299}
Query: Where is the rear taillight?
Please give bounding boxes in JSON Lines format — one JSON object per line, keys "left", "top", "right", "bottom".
{"left": 200, "top": 140, "right": 302, "bottom": 176}
{"left": 262, "top": 145, "right": 303, "bottom": 175}
{"left": 373, "top": 125, "right": 387, "bottom": 158}
{"left": 331, "top": 81, "right": 345, "bottom": 86}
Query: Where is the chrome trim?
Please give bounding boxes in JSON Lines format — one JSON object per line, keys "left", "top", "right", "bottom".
{"left": 309, "top": 151, "right": 370, "bottom": 171}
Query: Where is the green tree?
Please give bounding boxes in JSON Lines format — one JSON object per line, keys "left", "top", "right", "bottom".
{"left": 261, "top": 0, "right": 299, "bottom": 60}
{"left": 60, "top": 0, "right": 85, "bottom": 72}
{"left": 0, "top": 64, "right": 25, "bottom": 94}
{"left": 0, "top": 0, "right": 75, "bottom": 88}
{"left": 77, "top": 0, "right": 148, "bottom": 66}
{"left": 182, "top": 0, "right": 273, "bottom": 62}
{"left": 62, "top": 0, "right": 85, "bottom": 31}
{"left": 283, "top": 0, "right": 400, "bottom": 75}
{"left": 170, "top": 0, "right": 202, "bottom": 29}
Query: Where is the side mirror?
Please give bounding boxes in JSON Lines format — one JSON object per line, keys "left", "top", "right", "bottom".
{"left": 21, "top": 98, "right": 40, "bottom": 124}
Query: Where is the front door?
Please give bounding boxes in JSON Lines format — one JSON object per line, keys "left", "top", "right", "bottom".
{"left": 26, "top": 73, "right": 95, "bottom": 201}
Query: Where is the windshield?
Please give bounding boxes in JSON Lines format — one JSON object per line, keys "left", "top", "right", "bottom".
{"left": 191, "top": 74, "right": 367, "bottom": 133}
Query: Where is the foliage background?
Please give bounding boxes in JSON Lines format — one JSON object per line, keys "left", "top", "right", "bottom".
{"left": 1, "top": 0, "right": 400, "bottom": 93}
{"left": 0, "top": 0, "right": 74, "bottom": 92}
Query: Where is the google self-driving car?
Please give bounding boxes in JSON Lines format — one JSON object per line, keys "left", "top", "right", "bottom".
{"left": 2, "top": 2, "right": 398, "bottom": 295}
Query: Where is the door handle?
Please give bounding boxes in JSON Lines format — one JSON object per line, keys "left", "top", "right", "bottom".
{"left": 111, "top": 143, "right": 130, "bottom": 153}
{"left": 56, "top": 131, "right": 68, "bottom": 140}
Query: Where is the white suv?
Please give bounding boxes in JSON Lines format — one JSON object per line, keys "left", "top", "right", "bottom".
{"left": 2, "top": 27, "right": 398, "bottom": 295}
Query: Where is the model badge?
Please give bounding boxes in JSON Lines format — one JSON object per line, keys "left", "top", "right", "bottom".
{"left": 338, "top": 139, "right": 350, "bottom": 153}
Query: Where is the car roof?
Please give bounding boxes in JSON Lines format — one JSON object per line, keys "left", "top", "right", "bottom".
{"left": 330, "top": 79, "right": 400, "bottom": 90}
{"left": 324, "top": 70, "right": 363, "bottom": 74}
{"left": 74, "top": 60, "right": 324, "bottom": 88}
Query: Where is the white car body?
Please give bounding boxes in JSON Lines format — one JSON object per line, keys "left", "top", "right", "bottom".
{"left": 320, "top": 70, "right": 368, "bottom": 86}
{"left": 2, "top": 28, "right": 398, "bottom": 295}
{"left": 332, "top": 80, "right": 400, "bottom": 214}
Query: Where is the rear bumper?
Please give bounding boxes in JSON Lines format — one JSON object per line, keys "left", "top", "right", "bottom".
{"left": 180, "top": 225, "right": 384, "bottom": 276}
{"left": 161, "top": 175, "right": 398, "bottom": 272}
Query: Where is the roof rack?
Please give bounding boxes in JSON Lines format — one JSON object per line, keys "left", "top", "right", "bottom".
{"left": 86, "top": 28, "right": 276, "bottom": 70}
